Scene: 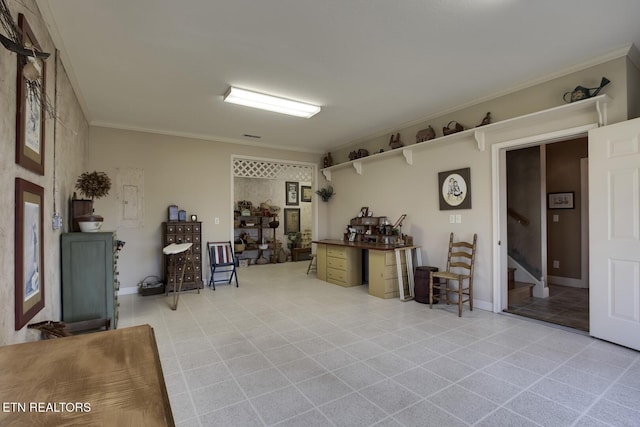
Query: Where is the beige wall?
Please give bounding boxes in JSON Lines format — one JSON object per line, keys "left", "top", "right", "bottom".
{"left": 88, "top": 127, "right": 321, "bottom": 292}
{"left": 628, "top": 57, "right": 640, "bottom": 119}
{"left": 0, "top": 0, "right": 89, "bottom": 345}
{"left": 332, "top": 58, "right": 629, "bottom": 164}
{"left": 325, "top": 56, "right": 634, "bottom": 309}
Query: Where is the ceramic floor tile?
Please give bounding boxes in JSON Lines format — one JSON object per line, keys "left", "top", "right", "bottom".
{"left": 392, "top": 367, "right": 452, "bottom": 398}
{"left": 393, "top": 399, "right": 468, "bottom": 427}
{"left": 457, "top": 371, "right": 522, "bottom": 405}
{"left": 359, "top": 378, "right": 422, "bottom": 415}
{"left": 250, "top": 385, "right": 314, "bottom": 426}
{"left": 475, "top": 408, "right": 540, "bottom": 427}
{"left": 319, "top": 392, "right": 387, "bottom": 427}
{"left": 587, "top": 399, "right": 640, "bottom": 426}
{"left": 505, "top": 391, "right": 581, "bottom": 427}
{"left": 297, "top": 373, "right": 353, "bottom": 406}
{"left": 117, "top": 262, "right": 640, "bottom": 427}
{"left": 199, "top": 401, "right": 263, "bottom": 427}
{"left": 273, "top": 409, "right": 333, "bottom": 427}
{"left": 278, "top": 356, "right": 328, "bottom": 383}
{"left": 428, "top": 384, "right": 498, "bottom": 424}
{"left": 236, "top": 367, "right": 291, "bottom": 398}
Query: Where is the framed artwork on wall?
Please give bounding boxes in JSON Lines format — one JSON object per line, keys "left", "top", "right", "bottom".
{"left": 548, "top": 192, "right": 574, "bottom": 209}
{"left": 301, "top": 186, "right": 312, "bottom": 202}
{"left": 15, "top": 178, "right": 45, "bottom": 330}
{"left": 286, "top": 181, "right": 299, "bottom": 206}
{"left": 284, "top": 208, "right": 300, "bottom": 234}
{"left": 16, "top": 14, "right": 46, "bottom": 175}
{"left": 438, "top": 167, "right": 472, "bottom": 210}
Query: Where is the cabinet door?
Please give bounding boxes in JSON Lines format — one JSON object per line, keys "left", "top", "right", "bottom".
{"left": 61, "top": 233, "right": 114, "bottom": 323}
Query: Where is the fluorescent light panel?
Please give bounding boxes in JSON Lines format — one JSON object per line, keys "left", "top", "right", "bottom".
{"left": 224, "top": 87, "right": 321, "bottom": 118}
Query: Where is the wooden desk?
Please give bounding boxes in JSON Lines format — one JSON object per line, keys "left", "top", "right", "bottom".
{"left": 0, "top": 325, "right": 174, "bottom": 426}
{"left": 314, "top": 240, "right": 421, "bottom": 299}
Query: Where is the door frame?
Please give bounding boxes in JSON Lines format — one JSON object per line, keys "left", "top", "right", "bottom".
{"left": 491, "top": 124, "right": 598, "bottom": 312}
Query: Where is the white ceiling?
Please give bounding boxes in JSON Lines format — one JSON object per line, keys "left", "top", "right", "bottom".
{"left": 35, "top": 0, "right": 640, "bottom": 154}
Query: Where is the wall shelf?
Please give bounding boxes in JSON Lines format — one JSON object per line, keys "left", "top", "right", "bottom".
{"left": 321, "top": 95, "right": 609, "bottom": 181}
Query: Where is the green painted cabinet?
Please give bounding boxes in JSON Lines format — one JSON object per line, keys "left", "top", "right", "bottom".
{"left": 61, "top": 232, "right": 118, "bottom": 328}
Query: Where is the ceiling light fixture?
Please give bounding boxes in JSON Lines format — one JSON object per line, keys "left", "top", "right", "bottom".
{"left": 223, "top": 87, "right": 321, "bottom": 118}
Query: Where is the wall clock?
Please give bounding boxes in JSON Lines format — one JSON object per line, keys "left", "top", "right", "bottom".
{"left": 438, "top": 167, "right": 471, "bottom": 210}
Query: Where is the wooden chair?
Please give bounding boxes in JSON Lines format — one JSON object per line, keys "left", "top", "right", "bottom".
{"left": 207, "top": 241, "right": 239, "bottom": 290}
{"left": 429, "top": 233, "right": 477, "bottom": 317}
{"left": 28, "top": 318, "right": 111, "bottom": 339}
{"left": 306, "top": 254, "right": 317, "bottom": 274}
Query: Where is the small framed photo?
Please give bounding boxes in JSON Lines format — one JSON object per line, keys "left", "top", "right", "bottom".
{"left": 359, "top": 207, "right": 369, "bottom": 217}
{"left": 284, "top": 208, "right": 300, "bottom": 233}
{"left": 348, "top": 232, "right": 357, "bottom": 242}
{"left": 286, "top": 181, "right": 299, "bottom": 206}
{"left": 301, "top": 186, "right": 312, "bottom": 202}
{"left": 548, "top": 192, "right": 574, "bottom": 209}
{"left": 438, "top": 167, "right": 471, "bottom": 210}
{"left": 190, "top": 214, "right": 198, "bottom": 222}
{"left": 168, "top": 205, "right": 179, "bottom": 221}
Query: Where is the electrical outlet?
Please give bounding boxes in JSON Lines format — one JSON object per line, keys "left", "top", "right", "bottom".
{"left": 52, "top": 213, "right": 62, "bottom": 230}
{"left": 553, "top": 260, "right": 560, "bottom": 269}
{"left": 214, "top": 217, "right": 220, "bottom": 225}
{"left": 553, "top": 214, "right": 559, "bottom": 222}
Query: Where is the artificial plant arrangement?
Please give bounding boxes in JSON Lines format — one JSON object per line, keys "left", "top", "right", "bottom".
{"left": 315, "top": 185, "right": 334, "bottom": 202}
{"left": 75, "top": 171, "right": 111, "bottom": 200}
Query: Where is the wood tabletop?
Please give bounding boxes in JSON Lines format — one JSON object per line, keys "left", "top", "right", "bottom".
{"left": 313, "top": 239, "right": 419, "bottom": 251}
{"left": 0, "top": 325, "right": 174, "bottom": 426}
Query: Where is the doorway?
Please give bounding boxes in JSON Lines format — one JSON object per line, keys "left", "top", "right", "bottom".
{"left": 495, "top": 134, "right": 591, "bottom": 331}
{"left": 231, "top": 156, "right": 317, "bottom": 266}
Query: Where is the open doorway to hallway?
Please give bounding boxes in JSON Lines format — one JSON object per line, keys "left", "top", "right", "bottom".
{"left": 503, "top": 138, "right": 589, "bottom": 331}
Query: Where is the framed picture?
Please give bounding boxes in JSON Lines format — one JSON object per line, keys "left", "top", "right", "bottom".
{"left": 286, "top": 181, "right": 299, "bottom": 206}
{"left": 438, "top": 167, "right": 472, "bottom": 210}
{"left": 284, "top": 208, "right": 300, "bottom": 233}
{"left": 301, "top": 185, "right": 312, "bottom": 202}
{"left": 548, "top": 192, "right": 574, "bottom": 209}
{"left": 16, "top": 14, "right": 46, "bottom": 175}
{"left": 15, "top": 178, "right": 45, "bottom": 330}
{"left": 359, "top": 207, "right": 369, "bottom": 217}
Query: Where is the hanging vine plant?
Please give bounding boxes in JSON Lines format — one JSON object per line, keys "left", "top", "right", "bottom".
{"left": 315, "top": 186, "right": 335, "bottom": 202}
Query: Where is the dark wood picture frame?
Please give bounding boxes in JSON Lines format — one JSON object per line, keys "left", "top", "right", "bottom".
{"left": 16, "top": 14, "right": 46, "bottom": 175}
{"left": 548, "top": 192, "right": 575, "bottom": 209}
{"left": 284, "top": 208, "right": 300, "bottom": 234}
{"left": 438, "top": 167, "right": 472, "bottom": 210}
{"left": 15, "top": 178, "right": 45, "bottom": 330}
{"left": 285, "top": 181, "right": 299, "bottom": 206}
{"left": 301, "top": 185, "right": 312, "bottom": 202}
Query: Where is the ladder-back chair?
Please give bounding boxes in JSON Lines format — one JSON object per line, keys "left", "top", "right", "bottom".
{"left": 207, "top": 241, "right": 239, "bottom": 290}
{"left": 429, "top": 233, "right": 477, "bottom": 317}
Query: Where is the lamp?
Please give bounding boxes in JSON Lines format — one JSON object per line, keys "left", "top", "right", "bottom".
{"left": 223, "top": 87, "right": 321, "bottom": 118}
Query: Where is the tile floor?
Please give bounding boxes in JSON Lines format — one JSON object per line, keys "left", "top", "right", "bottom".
{"left": 506, "top": 284, "right": 590, "bottom": 332}
{"left": 118, "top": 262, "right": 640, "bottom": 427}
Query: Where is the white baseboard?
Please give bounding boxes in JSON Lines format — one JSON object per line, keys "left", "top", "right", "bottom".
{"left": 547, "top": 275, "right": 587, "bottom": 288}
{"left": 119, "top": 287, "right": 138, "bottom": 296}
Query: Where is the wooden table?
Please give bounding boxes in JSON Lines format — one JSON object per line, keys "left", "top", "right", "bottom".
{"left": 0, "top": 325, "right": 174, "bottom": 426}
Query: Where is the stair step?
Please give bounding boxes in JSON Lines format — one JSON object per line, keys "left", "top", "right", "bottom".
{"left": 508, "top": 281, "right": 535, "bottom": 305}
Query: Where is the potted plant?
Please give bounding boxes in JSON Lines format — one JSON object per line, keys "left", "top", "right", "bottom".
{"left": 74, "top": 171, "right": 111, "bottom": 232}
{"left": 315, "top": 186, "right": 335, "bottom": 202}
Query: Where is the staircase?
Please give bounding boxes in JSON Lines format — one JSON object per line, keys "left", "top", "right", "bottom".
{"left": 508, "top": 267, "right": 535, "bottom": 305}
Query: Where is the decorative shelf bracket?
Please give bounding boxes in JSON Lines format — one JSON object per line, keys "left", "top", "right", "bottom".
{"left": 596, "top": 99, "right": 608, "bottom": 126}
{"left": 322, "top": 169, "right": 332, "bottom": 181}
{"left": 474, "top": 130, "right": 486, "bottom": 152}
{"left": 353, "top": 161, "right": 363, "bottom": 175}
{"left": 402, "top": 148, "right": 413, "bottom": 165}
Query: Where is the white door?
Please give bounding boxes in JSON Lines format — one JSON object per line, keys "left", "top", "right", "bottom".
{"left": 589, "top": 118, "right": 640, "bottom": 351}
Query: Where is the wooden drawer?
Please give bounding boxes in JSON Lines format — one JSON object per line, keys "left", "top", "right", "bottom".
{"left": 327, "top": 256, "right": 347, "bottom": 270}
{"left": 165, "top": 234, "right": 176, "bottom": 244}
{"left": 327, "top": 246, "right": 346, "bottom": 258}
{"left": 384, "top": 251, "right": 407, "bottom": 266}
{"left": 166, "top": 223, "right": 176, "bottom": 233}
{"left": 327, "top": 267, "right": 347, "bottom": 283}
